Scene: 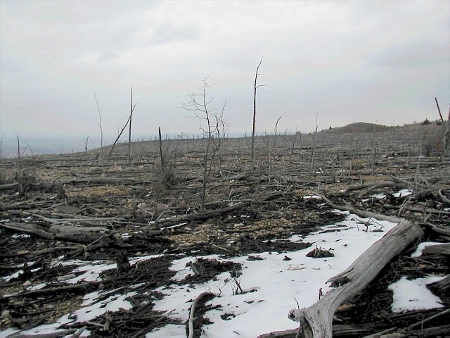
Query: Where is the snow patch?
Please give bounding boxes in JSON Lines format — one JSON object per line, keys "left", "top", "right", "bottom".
{"left": 388, "top": 276, "right": 445, "bottom": 312}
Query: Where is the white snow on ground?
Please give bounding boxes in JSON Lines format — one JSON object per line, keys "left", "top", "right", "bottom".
{"left": 145, "top": 214, "right": 407, "bottom": 338}
{"left": 146, "top": 324, "right": 186, "bottom": 337}
{"left": 385, "top": 241, "right": 447, "bottom": 313}
{"left": 1, "top": 210, "right": 446, "bottom": 338}
{"left": 389, "top": 276, "right": 444, "bottom": 313}
{"left": 392, "top": 189, "right": 413, "bottom": 198}
{"left": 369, "top": 188, "right": 413, "bottom": 201}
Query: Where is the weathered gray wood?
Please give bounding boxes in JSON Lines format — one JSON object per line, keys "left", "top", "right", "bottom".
{"left": 427, "top": 223, "right": 450, "bottom": 237}
{"left": 151, "top": 201, "right": 251, "bottom": 228}
{"left": 49, "top": 224, "right": 109, "bottom": 234}
{"left": 422, "top": 243, "right": 450, "bottom": 256}
{"left": 318, "top": 194, "right": 403, "bottom": 223}
{"left": 288, "top": 220, "right": 423, "bottom": 338}
{"left": 0, "top": 222, "right": 54, "bottom": 239}
{"left": 428, "top": 275, "right": 450, "bottom": 301}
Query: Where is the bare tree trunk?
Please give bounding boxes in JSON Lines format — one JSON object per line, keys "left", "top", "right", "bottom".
{"left": 128, "top": 86, "right": 133, "bottom": 164}
{"left": 108, "top": 117, "right": 130, "bottom": 157}
{"left": 310, "top": 113, "right": 318, "bottom": 173}
{"left": 201, "top": 140, "right": 210, "bottom": 212}
{"left": 272, "top": 116, "right": 282, "bottom": 159}
{"left": 252, "top": 58, "right": 264, "bottom": 167}
{"left": 158, "top": 126, "right": 165, "bottom": 172}
{"left": 182, "top": 76, "right": 226, "bottom": 212}
{"left": 371, "top": 122, "right": 377, "bottom": 175}
{"left": 95, "top": 93, "right": 104, "bottom": 149}
{"left": 84, "top": 136, "right": 89, "bottom": 155}
{"left": 16, "top": 136, "right": 21, "bottom": 195}
{"left": 434, "top": 97, "right": 449, "bottom": 160}
{"left": 109, "top": 89, "right": 136, "bottom": 158}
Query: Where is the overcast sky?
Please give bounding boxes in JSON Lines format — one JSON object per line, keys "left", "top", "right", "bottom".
{"left": 0, "top": 0, "right": 449, "bottom": 143}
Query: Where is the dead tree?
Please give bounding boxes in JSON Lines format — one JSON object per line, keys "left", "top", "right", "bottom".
{"left": 108, "top": 89, "right": 136, "bottom": 158}
{"left": 95, "top": 93, "right": 104, "bottom": 149}
{"left": 155, "top": 126, "right": 176, "bottom": 195}
{"left": 158, "top": 126, "right": 165, "bottom": 173}
{"left": 84, "top": 135, "right": 89, "bottom": 155}
{"left": 128, "top": 86, "right": 134, "bottom": 164}
{"left": 272, "top": 116, "right": 282, "bottom": 158}
{"left": 435, "top": 97, "right": 449, "bottom": 160}
{"left": 252, "top": 58, "right": 264, "bottom": 167}
{"left": 310, "top": 112, "right": 319, "bottom": 173}
{"left": 183, "top": 76, "right": 227, "bottom": 212}
{"left": 16, "top": 136, "right": 21, "bottom": 195}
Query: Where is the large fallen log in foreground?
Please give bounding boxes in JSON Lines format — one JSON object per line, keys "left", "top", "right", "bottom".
{"left": 287, "top": 219, "right": 423, "bottom": 338}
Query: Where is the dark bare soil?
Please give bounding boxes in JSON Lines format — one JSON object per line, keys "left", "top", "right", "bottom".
{"left": 1, "top": 123, "right": 449, "bottom": 337}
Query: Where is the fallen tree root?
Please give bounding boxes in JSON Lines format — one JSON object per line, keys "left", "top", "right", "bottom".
{"left": 287, "top": 219, "right": 423, "bottom": 338}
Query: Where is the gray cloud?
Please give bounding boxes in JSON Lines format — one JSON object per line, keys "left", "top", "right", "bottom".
{"left": 0, "top": 0, "right": 448, "bottom": 143}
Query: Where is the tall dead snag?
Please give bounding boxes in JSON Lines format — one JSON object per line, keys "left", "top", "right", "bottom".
{"left": 128, "top": 86, "right": 134, "bottom": 164}
{"left": 16, "top": 136, "right": 21, "bottom": 195}
{"left": 251, "top": 58, "right": 264, "bottom": 167}
{"left": 183, "top": 76, "right": 226, "bottom": 212}
{"left": 155, "top": 126, "right": 176, "bottom": 196}
{"left": 434, "top": 97, "right": 449, "bottom": 160}
{"left": 158, "top": 126, "right": 165, "bottom": 172}
{"left": 84, "top": 135, "right": 89, "bottom": 155}
{"left": 288, "top": 219, "right": 423, "bottom": 338}
{"left": 108, "top": 89, "right": 136, "bottom": 158}
{"left": 95, "top": 93, "right": 104, "bottom": 149}
{"left": 310, "top": 112, "right": 319, "bottom": 173}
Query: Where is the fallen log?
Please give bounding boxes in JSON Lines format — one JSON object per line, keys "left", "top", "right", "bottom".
{"left": 421, "top": 243, "right": 450, "bottom": 256}
{"left": 288, "top": 219, "right": 423, "bottom": 338}
{"left": 428, "top": 275, "right": 450, "bottom": 305}
{"left": 0, "top": 222, "right": 54, "bottom": 240}
{"left": 317, "top": 194, "right": 402, "bottom": 223}
{"left": 151, "top": 201, "right": 251, "bottom": 228}
{"left": 425, "top": 223, "right": 450, "bottom": 237}
{"left": 62, "top": 177, "right": 137, "bottom": 185}
{"left": 49, "top": 223, "right": 109, "bottom": 235}
{"left": 258, "top": 323, "right": 379, "bottom": 338}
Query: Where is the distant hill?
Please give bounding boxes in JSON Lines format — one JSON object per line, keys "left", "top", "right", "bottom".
{"left": 323, "top": 122, "right": 392, "bottom": 134}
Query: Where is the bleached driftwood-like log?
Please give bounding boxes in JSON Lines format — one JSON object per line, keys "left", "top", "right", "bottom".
{"left": 288, "top": 219, "right": 423, "bottom": 338}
